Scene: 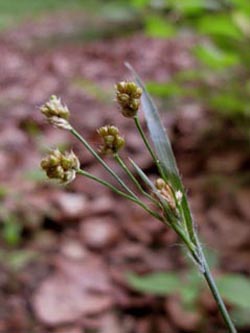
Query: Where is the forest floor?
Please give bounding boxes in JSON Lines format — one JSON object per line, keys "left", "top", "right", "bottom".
{"left": 0, "top": 10, "right": 250, "bottom": 333}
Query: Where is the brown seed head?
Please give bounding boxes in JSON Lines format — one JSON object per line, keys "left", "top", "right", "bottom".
{"left": 40, "top": 149, "right": 80, "bottom": 184}
{"left": 97, "top": 125, "right": 125, "bottom": 155}
{"left": 115, "top": 81, "right": 142, "bottom": 118}
{"left": 40, "top": 95, "right": 71, "bottom": 130}
{"left": 40, "top": 95, "right": 69, "bottom": 119}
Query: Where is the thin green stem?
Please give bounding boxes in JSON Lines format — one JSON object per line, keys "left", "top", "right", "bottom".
{"left": 139, "top": 202, "right": 163, "bottom": 221}
{"left": 134, "top": 115, "right": 166, "bottom": 180}
{"left": 188, "top": 234, "right": 238, "bottom": 333}
{"left": 160, "top": 202, "right": 200, "bottom": 265}
{"left": 170, "top": 221, "right": 200, "bottom": 263}
{"left": 70, "top": 128, "right": 135, "bottom": 198}
{"left": 77, "top": 169, "right": 162, "bottom": 221}
{"left": 72, "top": 126, "right": 237, "bottom": 332}
{"left": 71, "top": 128, "right": 163, "bottom": 220}
{"left": 114, "top": 153, "right": 158, "bottom": 205}
{"left": 178, "top": 197, "right": 237, "bottom": 331}
{"left": 171, "top": 211, "right": 237, "bottom": 332}
{"left": 201, "top": 251, "right": 238, "bottom": 333}
{"left": 77, "top": 169, "right": 137, "bottom": 203}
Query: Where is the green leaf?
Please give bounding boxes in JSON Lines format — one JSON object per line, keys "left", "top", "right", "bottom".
{"left": 126, "top": 63, "right": 181, "bottom": 191}
{"left": 131, "top": 0, "right": 150, "bottom": 9}
{"left": 2, "top": 214, "right": 22, "bottom": 246}
{"left": 127, "top": 64, "right": 196, "bottom": 242}
{"left": 145, "top": 16, "right": 176, "bottom": 38}
{"left": 233, "top": 11, "right": 250, "bottom": 37}
{"left": 146, "top": 81, "right": 183, "bottom": 98}
{"left": 217, "top": 274, "right": 250, "bottom": 309}
{"left": 185, "top": 269, "right": 204, "bottom": 288}
{"left": 127, "top": 270, "right": 201, "bottom": 307}
{"left": 170, "top": 0, "right": 207, "bottom": 15}
{"left": 229, "top": 0, "right": 250, "bottom": 14}
{"left": 211, "top": 93, "right": 246, "bottom": 114}
{"left": 197, "top": 14, "right": 243, "bottom": 40}
{"left": 230, "top": 307, "right": 250, "bottom": 327}
{"left": 194, "top": 43, "right": 240, "bottom": 69}
{"left": 179, "top": 284, "right": 200, "bottom": 310}
{"left": 127, "top": 272, "right": 180, "bottom": 295}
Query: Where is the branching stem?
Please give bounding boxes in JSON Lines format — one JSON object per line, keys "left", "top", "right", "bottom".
{"left": 70, "top": 128, "right": 135, "bottom": 198}
{"left": 114, "top": 153, "right": 158, "bottom": 205}
{"left": 77, "top": 169, "right": 162, "bottom": 221}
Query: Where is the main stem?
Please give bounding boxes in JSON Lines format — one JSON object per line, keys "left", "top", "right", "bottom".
{"left": 201, "top": 252, "right": 237, "bottom": 333}
{"left": 182, "top": 206, "right": 236, "bottom": 331}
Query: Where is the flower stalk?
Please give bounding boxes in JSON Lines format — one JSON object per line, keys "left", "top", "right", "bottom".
{"left": 113, "top": 153, "right": 158, "bottom": 205}
{"left": 39, "top": 74, "right": 238, "bottom": 333}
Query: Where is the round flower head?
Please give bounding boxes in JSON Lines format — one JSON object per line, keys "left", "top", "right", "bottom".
{"left": 41, "top": 149, "right": 80, "bottom": 184}
{"left": 115, "top": 81, "right": 142, "bottom": 118}
{"left": 97, "top": 125, "right": 125, "bottom": 155}
{"left": 40, "top": 95, "right": 71, "bottom": 130}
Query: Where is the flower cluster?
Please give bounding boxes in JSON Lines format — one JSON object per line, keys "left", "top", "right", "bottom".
{"left": 115, "top": 81, "right": 142, "bottom": 118}
{"left": 38, "top": 74, "right": 238, "bottom": 332}
{"left": 97, "top": 125, "right": 125, "bottom": 155}
{"left": 40, "top": 95, "right": 71, "bottom": 130}
{"left": 155, "top": 178, "right": 176, "bottom": 210}
{"left": 40, "top": 149, "right": 79, "bottom": 184}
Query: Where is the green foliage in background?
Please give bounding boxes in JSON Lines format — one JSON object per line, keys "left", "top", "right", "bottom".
{"left": 127, "top": 249, "right": 250, "bottom": 328}
{"left": 128, "top": 0, "right": 250, "bottom": 131}
{"left": 0, "top": 0, "right": 84, "bottom": 30}
{"left": 0, "top": 249, "right": 38, "bottom": 272}
{"left": 0, "top": 0, "right": 249, "bottom": 129}
{"left": 0, "top": 0, "right": 130, "bottom": 31}
{"left": 1, "top": 213, "right": 22, "bottom": 246}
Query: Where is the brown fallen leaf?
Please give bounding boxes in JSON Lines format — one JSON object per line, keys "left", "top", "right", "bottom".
{"left": 53, "top": 192, "right": 89, "bottom": 221}
{"left": 100, "top": 313, "right": 124, "bottom": 333}
{"left": 79, "top": 217, "right": 120, "bottom": 250}
{"left": 235, "top": 188, "right": 250, "bottom": 221}
{"left": 206, "top": 151, "right": 245, "bottom": 173}
{"left": 203, "top": 208, "right": 250, "bottom": 250}
{"left": 32, "top": 273, "right": 113, "bottom": 326}
{"left": 60, "top": 239, "right": 88, "bottom": 261}
{"left": 32, "top": 254, "right": 113, "bottom": 326}
{"left": 54, "top": 256, "right": 112, "bottom": 293}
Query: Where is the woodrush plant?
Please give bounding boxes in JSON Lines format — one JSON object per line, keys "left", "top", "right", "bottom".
{"left": 40, "top": 65, "right": 238, "bottom": 333}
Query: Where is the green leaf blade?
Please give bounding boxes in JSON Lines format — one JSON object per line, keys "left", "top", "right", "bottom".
{"left": 217, "top": 274, "right": 250, "bottom": 310}
{"left": 126, "top": 63, "right": 181, "bottom": 191}
{"left": 127, "top": 272, "right": 180, "bottom": 296}
{"left": 126, "top": 64, "right": 197, "bottom": 242}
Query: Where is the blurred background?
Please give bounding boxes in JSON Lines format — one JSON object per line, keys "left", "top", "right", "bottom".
{"left": 0, "top": 1, "right": 250, "bottom": 332}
